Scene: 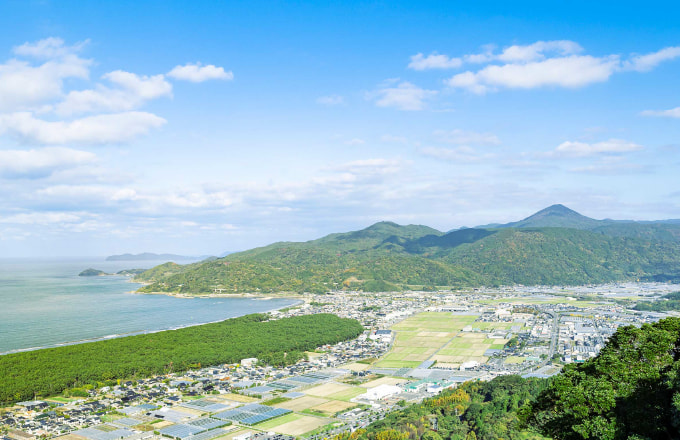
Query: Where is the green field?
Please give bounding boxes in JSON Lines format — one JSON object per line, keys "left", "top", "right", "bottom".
{"left": 328, "top": 387, "right": 366, "bottom": 402}
{"left": 375, "top": 313, "right": 479, "bottom": 368}
{"left": 254, "top": 413, "right": 301, "bottom": 430}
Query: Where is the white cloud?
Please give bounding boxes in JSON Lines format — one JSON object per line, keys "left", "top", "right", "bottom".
{"left": 0, "top": 111, "right": 166, "bottom": 145}
{"left": 0, "top": 57, "right": 91, "bottom": 112}
{"left": 448, "top": 55, "right": 620, "bottom": 93}
{"left": 13, "top": 37, "right": 88, "bottom": 59}
{"left": 552, "top": 139, "right": 643, "bottom": 157}
{"left": 55, "top": 70, "right": 172, "bottom": 115}
{"left": 0, "top": 147, "right": 96, "bottom": 178}
{"left": 497, "top": 40, "right": 582, "bottom": 63}
{"left": 345, "top": 138, "right": 365, "bottom": 145}
{"left": 625, "top": 46, "right": 680, "bottom": 72}
{"left": 408, "top": 53, "right": 462, "bottom": 70}
{"left": 406, "top": 41, "right": 680, "bottom": 94}
{"left": 433, "top": 129, "right": 500, "bottom": 146}
{"left": 167, "top": 63, "right": 233, "bottom": 82}
{"left": 641, "top": 107, "right": 680, "bottom": 118}
{"left": 316, "top": 95, "right": 345, "bottom": 105}
{"left": 370, "top": 81, "right": 437, "bottom": 111}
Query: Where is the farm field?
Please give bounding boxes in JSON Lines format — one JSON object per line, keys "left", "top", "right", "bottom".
{"left": 254, "top": 413, "right": 302, "bottom": 430}
{"left": 259, "top": 414, "right": 330, "bottom": 436}
{"left": 431, "top": 332, "right": 509, "bottom": 367}
{"left": 374, "top": 312, "right": 479, "bottom": 368}
{"left": 275, "top": 396, "right": 328, "bottom": 412}
{"left": 215, "top": 393, "right": 259, "bottom": 403}
{"left": 360, "top": 377, "right": 407, "bottom": 388}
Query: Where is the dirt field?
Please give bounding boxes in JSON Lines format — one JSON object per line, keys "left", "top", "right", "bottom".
{"left": 361, "top": 377, "right": 407, "bottom": 388}
{"left": 305, "top": 382, "right": 357, "bottom": 397}
{"left": 311, "top": 400, "right": 356, "bottom": 415}
{"left": 275, "top": 395, "right": 328, "bottom": 411}
{"left": 342, "top": 362, "right": 371, "bottom": 371}
{"left": 214, "top": 393, "right": 258, "bottom": 403}
{"left": 211, "top": 428, "right": 254, "bottom": 440}
{"left": 267, "top": 415, "right": 329, "bottom": 436}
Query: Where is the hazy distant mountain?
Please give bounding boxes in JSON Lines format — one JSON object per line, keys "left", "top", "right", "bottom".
{"left": 135, "top": 205, "right": 680, "bottom": 294}
{"left": 106, "top": 253, "right": 202, "bottom": 262}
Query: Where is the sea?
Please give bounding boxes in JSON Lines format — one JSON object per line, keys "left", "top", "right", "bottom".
{"left": 0, "top": 258, "right": 300, "bottom": 354}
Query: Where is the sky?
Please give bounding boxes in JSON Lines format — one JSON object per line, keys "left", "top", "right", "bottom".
{"left": 1, "top": 0, "right": 680, "bottom": 257}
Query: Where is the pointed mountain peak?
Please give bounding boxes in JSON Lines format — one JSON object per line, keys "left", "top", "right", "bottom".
{"left": 496, "top": 204, "right": 602, "bottom": 229}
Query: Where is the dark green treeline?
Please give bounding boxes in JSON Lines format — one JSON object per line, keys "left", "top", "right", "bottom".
{"left": 0, "top": 313, "right": 363, "bottom": 404}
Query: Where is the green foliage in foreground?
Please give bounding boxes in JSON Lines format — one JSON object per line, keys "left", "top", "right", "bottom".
{"left": 342, "top": 375, "right": 548, "bottom": 440}
{"left": 633, "top": 291, "right": 680, "bottom": 311}
{"left": 522, "top": 317, "right": 680, "bottom": 439}
{"left": 0, "top": 313, "right": 363, "bottom": 404}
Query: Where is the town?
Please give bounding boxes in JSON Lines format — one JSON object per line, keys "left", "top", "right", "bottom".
{"left": 2, "top": 282, "right": 676, "bottom": 440}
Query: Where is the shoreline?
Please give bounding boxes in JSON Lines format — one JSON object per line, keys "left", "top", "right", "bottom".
{"left": 1, "top": 295, "right": 305, "bottom": 356}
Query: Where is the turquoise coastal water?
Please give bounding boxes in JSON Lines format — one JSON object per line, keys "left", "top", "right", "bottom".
{"left": 0, "top": 258, "right": 299, "bottom": 354}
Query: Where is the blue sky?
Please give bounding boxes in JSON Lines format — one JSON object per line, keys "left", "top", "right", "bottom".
{"left": 0, "top": 0, "right": 679, "bottom": 257}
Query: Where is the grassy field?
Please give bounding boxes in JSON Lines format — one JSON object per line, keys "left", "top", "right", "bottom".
{"left": 504, "top": 356, "right": 526, "bottom": 364}
{"left": 374, "top": 313, "right": 479, "bottom": 368}
{"left": 327, "top": 386, "right": 365, "bottom": 402}
{"left": 254, "top": 413, "right": 302, "bottom": 430}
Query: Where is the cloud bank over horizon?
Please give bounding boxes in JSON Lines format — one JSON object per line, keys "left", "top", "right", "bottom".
{"left": 0, "top": 1, "right": 678, "bottom": 257}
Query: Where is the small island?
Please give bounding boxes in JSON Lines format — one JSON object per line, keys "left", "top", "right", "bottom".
{"left": 78, "top": 268, "right": 146, "bottom": 277}
{"left": 78, "top": 268, "right": 108, "bottom": 277}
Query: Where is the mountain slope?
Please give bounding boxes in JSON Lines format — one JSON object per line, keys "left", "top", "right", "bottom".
{"left": 136, "top": 211, "right": 680, "bottom": 293}
{"left": 491, "top": 204, "right": 605, "bottom": 229}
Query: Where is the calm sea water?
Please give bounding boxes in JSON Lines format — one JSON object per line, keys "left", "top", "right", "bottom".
{"left": 0, "top": 258, "right": 299, "bottom": 354}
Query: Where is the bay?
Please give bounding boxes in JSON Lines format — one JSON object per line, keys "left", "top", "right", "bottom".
{"left": 0, "top": 258, "right": 299, "bottom": 354}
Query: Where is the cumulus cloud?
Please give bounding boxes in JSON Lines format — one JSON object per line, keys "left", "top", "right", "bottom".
{"left": 447, "top": 55, "right": 620, "bottom": 94}
{"left": 0, "top": 111, "right": 166, "bottom": 145}
{"left": 0, "top": 147, "right": 96, "bottom": 178}
{"left": 408, "top": 53, "right": 462, "bottom": 70}
{"left": 167, "top": 63, "right": 233, "bottom": 82}
{"left": 406, "top": 41, "right": 680, "bottom": 94}
{"left": 624, "top": 46, "right": 680, "bottom": 72}
{"left": 0, "top": 54, "right": 91, "bottom": 112}
{"left": 497, "top": 40, "right": 583, "bottom": 62}
{"left": 433, "top": 129, "right": 500, "bottom": 146}
{"left": 641, "top": 107, "right": 680, "bottom": 118}
{"left": 56, "top": 70, "right": 172, "bottom": 115}
{"left": 552, "top": 139, "right": 643, "bottom": 157}
{"left": 316, "top": 95, "right": 345, "bottom": 105}
{"left": 13, "top": 37, "right": 89, "bottom": 59}
{"left": 369, "top": 80, "right": 437, "bottom": 111}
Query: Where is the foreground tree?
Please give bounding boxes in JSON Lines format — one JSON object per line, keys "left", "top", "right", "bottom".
{"left": 521, "top": 317, "right": 680, "bottom": 439}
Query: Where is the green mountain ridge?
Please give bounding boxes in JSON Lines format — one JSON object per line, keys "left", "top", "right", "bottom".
{"left": 135, "top": 206, "right": 680, "bottom": 294}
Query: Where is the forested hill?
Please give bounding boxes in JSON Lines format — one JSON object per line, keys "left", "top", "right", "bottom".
{"left": 135, "top": 206, "right": 680, "bottom": 294}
